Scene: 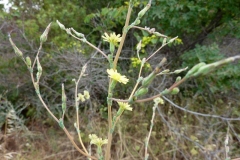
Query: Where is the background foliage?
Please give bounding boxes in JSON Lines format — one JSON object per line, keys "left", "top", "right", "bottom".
{"left": 1, "top": 0, "right": 240, "bottom": 159}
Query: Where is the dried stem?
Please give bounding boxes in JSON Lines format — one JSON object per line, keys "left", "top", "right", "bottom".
{"left": 75, "top": 64, "right": 88, "bottom": 154}
{"left": 144, "top": 102, "right": 157, "bottom": 160}
{"left": 27, "top": 41, "right": 96, "bottom": 159}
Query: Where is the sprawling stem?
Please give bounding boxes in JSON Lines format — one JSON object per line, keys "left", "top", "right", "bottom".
{"left": 26, "top": 41, "right": 97, "bottom": 159}
{"left": 29, "top": 67, "right": 96, "bottom": 159}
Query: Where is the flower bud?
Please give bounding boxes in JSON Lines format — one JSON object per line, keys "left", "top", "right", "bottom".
{"left": 168, "top": 36, "right": 178, "bottom": 43}
{"left": 161, "top": 89, "right": 170, "bottom": 95}
{"left": 138, "top": 4, "right": 150, "bottom": 18}
{"left": 40, "top": 22, "right": 52, "bottom": 43}
{"left": 185, "top": 62, "right": 206, "bottom": 78}
{"left": 161, "top": 69, "right": 170, "bottom": 74}
{"left": 26, "top": 56, "right": 32, "bottom": 68}
{"left": 175, "top": 76, "right": 181, "bottom": 82}
{"left": 162, "top": 38, "right": 167, "bottom": 45}
{"left": 37, "top": 58, "right": 42, "bottom": 73}
{"left": 9, "top": 37, "right": 23, "bottom": 57}
{"left": 141, "top": 72, "right": 156, "bottom": 87}
{"left": 173, "top": 67, "right": 188, "bottom": 74}
{"left": 170, "top": 87, "right": 180, "bottom": 95}
{"left": 66, "top": 28, "right": 71, "bottom": 35}
{"left": 134, "top": 87, "right": 148, "bottom": 97}
{"left": 192, "top": 64, "right": 212, "bottom": 77}
{"left": 36, "top": 58, "right": 42, "bottom": 81}
{"left": 136, "top": 40, "right": 142, "bottom": 51}
{"left": 36, "top": 72, "right": 41, "bottom": 82}
{"left": 134, "top": 19, "right": 141, "bottom": 25}
{"left": 153, "top": 32, "right": 167, "bottom": 38}
{"left": 71, "top": 28, "right": 84, "bottom": 38}
{"left": 56, "top": 20, "right": 65, "bottom": 30}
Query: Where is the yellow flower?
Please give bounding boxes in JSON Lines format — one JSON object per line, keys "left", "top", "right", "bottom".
{"left": 107, "top": 69, "right": 129, "bottom": 84}
{"left": 102, "top": 32, "right": 122, "bottom": 46}
{"left": 77, "top": 93, "right": 85, "bottom": 102}
{"left": 89, "top": 134, "right": 108, "bottom": 147}
{"left": 153, "top": 97, "right": 164, "bottom": 105}
{"left": 117, "top": 102, "right": 132, "bottom": 111}
{"left": 83, "top": 90, "right": 90, "bottom": 99}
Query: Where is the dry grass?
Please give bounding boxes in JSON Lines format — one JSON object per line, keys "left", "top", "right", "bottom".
{"left": 1, "top": 98, "right": 240, "bottom": 160}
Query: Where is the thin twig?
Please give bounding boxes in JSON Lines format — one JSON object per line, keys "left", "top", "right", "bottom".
{"left": 75, "top": 64, "right": 89, "bottom": 154}
{"left": 162, "top": 96, "right": 240, "bottom": 121}
{"left": 69, "top": 33, "right": 108, "bottom": 59}
{"left": 128, "top": 59, "right": 145, "bottom": 100}
{"left": 144, "top": 103, "right": 157, "bottom": 159}
{"left": 156, "top": 106, "right": 205, "bottom": 151}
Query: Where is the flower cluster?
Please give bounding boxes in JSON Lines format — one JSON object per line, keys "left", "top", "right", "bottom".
{"left": 77, "top": 90, "right": 90, "bottom": 102}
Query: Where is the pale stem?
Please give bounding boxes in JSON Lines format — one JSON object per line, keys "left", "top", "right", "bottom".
{"left": 105, "top": 3, "right": 133, "bottom": 160}
{"left": 70, "top": 34, "right": 108, "bottom": 59}
{"left": 146, "top": 43, "right": 167, "bottom": 62}
{"left": 75, "top": 64, "right": 88, "bottom": 154}
{"left": 105, "top": 80, "right": 113, "bottom": 160}
{"left": 29, "top": 68, "right": 96, "bottom": 159}
{"left": 32, "top": 42, "right": 43, "bottom": 69}
{"left": 112, "top": 1, "right": 132, "bottom": 70}
{"left": 28, "top": 42, "right": 95, "bottom": 158}
{"left": 132, "top": 26, "right": 167, "bottom": 38}
{"left": 145, "top": 104, "right": 157, "bottom": 159}
{"left": 128, "top": 60, "right": 145, "bottom": 100}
